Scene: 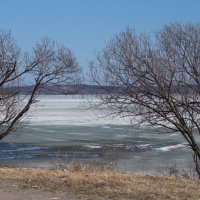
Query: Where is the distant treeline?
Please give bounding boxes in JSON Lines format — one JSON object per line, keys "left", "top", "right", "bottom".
{"left": 14, "top": 84, "right": 122, "bottom": 95}
{"left": 12, "top": 84, "right": 196, "bottom": 95}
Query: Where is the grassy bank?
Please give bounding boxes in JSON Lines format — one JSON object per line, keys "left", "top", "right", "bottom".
{"left": 0, "top": 167, "right": 199, "bottom": 200}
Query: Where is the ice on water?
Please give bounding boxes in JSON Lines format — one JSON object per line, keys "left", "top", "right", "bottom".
{"left": 29, "top": 95, "right": 130, "bottom": 126}
{"left": 0, "top": 95, "right": 194, "bottom": 172}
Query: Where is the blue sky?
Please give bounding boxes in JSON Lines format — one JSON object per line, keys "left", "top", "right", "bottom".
{"left": 0, "top": 0, "right": 200, "bottom": 77}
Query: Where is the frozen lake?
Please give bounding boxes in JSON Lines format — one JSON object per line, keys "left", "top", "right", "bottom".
{"left": 0, "top": 95, "right": 194, "bottom": 174}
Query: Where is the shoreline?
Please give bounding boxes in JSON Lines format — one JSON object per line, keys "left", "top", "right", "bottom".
{"left": 0, "top": 154, "right": 195, "bottom": 178}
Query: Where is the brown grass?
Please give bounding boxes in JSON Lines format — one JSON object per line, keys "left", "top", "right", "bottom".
{"left": 0, "top": 167, "right": 199, "bottom": 200}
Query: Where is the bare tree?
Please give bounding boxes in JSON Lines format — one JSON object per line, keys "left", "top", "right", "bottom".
{"left": 0, "top": 31, "right": 81, "bottom": 140}
{"left": 90, "top": 23, "right": 200, "bottom": 177}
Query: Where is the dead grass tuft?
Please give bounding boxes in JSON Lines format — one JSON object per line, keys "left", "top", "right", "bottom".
{"left": 0, "top": 167, "right": 199, "bottom": 199}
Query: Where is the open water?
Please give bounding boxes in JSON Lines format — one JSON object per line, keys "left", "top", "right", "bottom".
{"left": 0, "top": 95, "right": 195, "bottom": 174}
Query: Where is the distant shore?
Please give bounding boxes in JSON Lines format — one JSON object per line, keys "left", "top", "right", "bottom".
{"left": 0, "top": 167, "right": 199, "bottom": 200}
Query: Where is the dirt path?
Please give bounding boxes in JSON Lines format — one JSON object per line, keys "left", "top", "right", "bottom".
{"left": 0, "top": 180, "right": 77, "bottom": 200}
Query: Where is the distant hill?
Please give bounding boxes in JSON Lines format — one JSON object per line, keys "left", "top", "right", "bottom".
{"left": 16, "top": 84, "right": 120, "bottom": 95}
{"left": 12, "top": 84, "right": 195, "bottom": 95}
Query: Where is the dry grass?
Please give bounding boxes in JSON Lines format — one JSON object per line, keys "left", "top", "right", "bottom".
{"left": 0, "top": 167, "right": 200, "bottom": 200}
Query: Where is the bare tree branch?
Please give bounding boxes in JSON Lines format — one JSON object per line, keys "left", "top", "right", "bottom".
{"left": 0, "top": 31, "right": 81, "bottom": 140}
{"left": 90, "top": 23, "right": 200, "bottom": 177}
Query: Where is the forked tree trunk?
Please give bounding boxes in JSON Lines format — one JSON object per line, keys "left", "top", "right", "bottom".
{"left": 193, "top": 148, "right": 200, "bottom": 178}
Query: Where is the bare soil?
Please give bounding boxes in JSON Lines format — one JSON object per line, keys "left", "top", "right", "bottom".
{"left": 0, "top": 180, "right": 77, "bottom": 200}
